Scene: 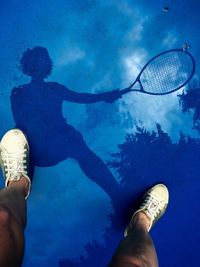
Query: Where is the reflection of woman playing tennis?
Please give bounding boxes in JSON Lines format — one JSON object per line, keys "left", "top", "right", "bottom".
{"left": 11, "top": 46, "right": 195, "bottom": 207}
{"left": 7, "top": 46, "right": 195, "bottom": 267}
{"left": 11, "top": 46, "right": 195, "bottom": 210}
{"left": 11, "top": 47, "right": 123, "bottom": 207}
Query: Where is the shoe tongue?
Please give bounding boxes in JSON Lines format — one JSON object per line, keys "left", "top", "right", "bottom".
{"left": 143, "top": 209, "right": 153, "bottom": 219}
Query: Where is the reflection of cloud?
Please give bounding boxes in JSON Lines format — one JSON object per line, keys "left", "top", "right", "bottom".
{"left": 115, "top": 0, "right": 133, "bottom": 16}
{"left": 121, "top": 92, "right": 177, "bottom": 128}
{"left": 125, "top": 17, "right": 147, "bottom": 42}
{"left": 121, "top": 49, "right": 147, "bottom": 87}
{"left": 119, "top": 49, "right": 198, "bottom": 140}
{"left": 119, "top": 89, "right": 199, "bottom": 141}
{"left": 54, "top": 46, "right": 86, "bottom": 67}
{"left": 162, "top": 31, "right": 178, "bottom": 48}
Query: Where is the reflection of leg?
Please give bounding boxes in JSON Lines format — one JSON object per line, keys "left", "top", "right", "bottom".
{"left": 0, "top": 178, "right": 27, "bottom": 267}
{"left": 74, "top": 144, "right": 121, "bottom": 201}
{"left": 108, "top": 212, "right": 158, "bottom": 267}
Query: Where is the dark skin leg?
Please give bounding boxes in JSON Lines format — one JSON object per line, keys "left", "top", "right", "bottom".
{"left": 0, "top": 175, "right": 158, "bottom": 267}
{"left": 0, "top": 177, "right": 28, "bottom": 267}
{"left": 108, "top": 212, "right": 159, "bottom": 267}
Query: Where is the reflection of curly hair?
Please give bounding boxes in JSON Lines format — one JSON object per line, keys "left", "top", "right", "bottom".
{"left": 20, "top": 47, "right": 53, "bottom": 78}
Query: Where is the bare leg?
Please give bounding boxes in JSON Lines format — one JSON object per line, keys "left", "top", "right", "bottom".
{"left": 0, "top": 177, "right": 28, "bottom": 267}
{"left": 108, "top": 212, "right": 159, "bottom": 267}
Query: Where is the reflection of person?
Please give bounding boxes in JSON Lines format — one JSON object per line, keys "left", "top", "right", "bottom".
{"left": 0, "top": 129, "right": 169, "bottom": 267}
{"left": 11, "top": 47, "right": 123, "bottom": 208}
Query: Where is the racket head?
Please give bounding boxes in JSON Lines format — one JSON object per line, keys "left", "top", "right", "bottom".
{"left": 133, "top": 49, "right": 195, "bottom": 95}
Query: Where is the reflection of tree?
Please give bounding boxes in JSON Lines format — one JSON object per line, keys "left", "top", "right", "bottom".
{"left": 178, "top": 78, "right": 200, "bottom": 132}
{"left": 59, "top": 125, "right": 200, "bottom": 267}
{"left": 59, "top": 227, "right": 122, "bottom": 267}
{"left": 108, "top": 124, "right": 173, "bottom": 187}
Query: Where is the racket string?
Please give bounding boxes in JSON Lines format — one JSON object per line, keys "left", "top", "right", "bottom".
{"left": 140, "top": 51, "right": 194, "bottom": 94}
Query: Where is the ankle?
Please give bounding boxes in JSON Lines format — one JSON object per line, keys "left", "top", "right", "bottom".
{"left": 133, "top": 211, "right": 150, "bottom": 231}
{"left": 8, "top": 176, "right": 29, "bottom": 197}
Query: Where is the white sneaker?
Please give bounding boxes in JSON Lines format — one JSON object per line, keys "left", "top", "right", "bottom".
{"left": 0, "top": 129, "right": 31, "bottom": 199}
{"left": 124, "top": 184, "right": 169, "bottom": 236}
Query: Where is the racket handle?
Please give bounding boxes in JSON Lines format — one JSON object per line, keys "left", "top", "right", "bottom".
{"left": 120, "top": 87, "right": 132, "bottom": 95}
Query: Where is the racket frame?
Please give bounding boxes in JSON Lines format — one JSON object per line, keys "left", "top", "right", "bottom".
{"left": 121, "top": 48, "right": 196, "bottom": 96}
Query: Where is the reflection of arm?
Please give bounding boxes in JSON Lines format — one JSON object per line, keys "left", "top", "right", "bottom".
{"left": 62, "top": 86, "right": 122, "bottom": 104}
{"left": 63, "top": 88, "right": 105, "bottom": 103}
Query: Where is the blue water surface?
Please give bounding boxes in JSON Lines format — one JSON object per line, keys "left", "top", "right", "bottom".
{"left": 0, "top": 1, "right": 200, "bottom": 266}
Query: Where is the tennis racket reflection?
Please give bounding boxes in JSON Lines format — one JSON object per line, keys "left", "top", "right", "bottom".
{"left": 120, "top": 49, "right": 195, "bottom": 96}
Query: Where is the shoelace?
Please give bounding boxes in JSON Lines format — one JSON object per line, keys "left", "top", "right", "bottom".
{"left": 1, "top": 148, "right": 28, "bottom": 180}
{"left": 143, "top": 195, "right": 165, "bottom": 219}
